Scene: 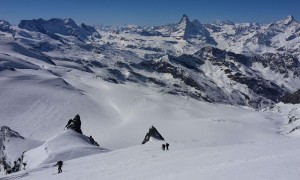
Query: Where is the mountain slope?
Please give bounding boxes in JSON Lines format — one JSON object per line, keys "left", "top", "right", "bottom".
{"left": 3, "top": 138, "right": 300, "bottom": 180}
{"left": 0, "top": 126, "right": 42, "bottom": 174}
{"left": 23, "top": 129, "right": 107, "bottom": 169}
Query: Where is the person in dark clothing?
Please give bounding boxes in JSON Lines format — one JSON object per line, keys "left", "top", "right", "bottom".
{"left": 54, "top": 161, "right": 63, "bottom": 173}
{"left": 162, "top": 144, "right": 166, "bottom": 150}
{"left": 166, "top": 143, "right": 169, "bottom": 150}
{"left": 23, "top": 162, "right": 27, "bottom": 170}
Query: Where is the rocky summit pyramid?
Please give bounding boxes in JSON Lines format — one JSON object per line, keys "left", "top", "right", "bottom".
{"left": 142, "top": 126, "right": 165, "bottom": 144}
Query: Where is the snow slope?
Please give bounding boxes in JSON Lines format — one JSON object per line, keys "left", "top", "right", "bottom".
{"left": 3, "top": 138, "right": 300, "bottom": 180}
{"left": 0, "top": 66, "right": 284, "bottom": 150}
{"left": 23, "top": 129, "right": 107, "bottom": 169}
{"left": 0, "top": 126, "right": 41, "bottom": 168}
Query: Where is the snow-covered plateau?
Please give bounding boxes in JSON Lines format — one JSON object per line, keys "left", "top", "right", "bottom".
{"left": 0, "top": 15, "right": 300, "bottom": 179}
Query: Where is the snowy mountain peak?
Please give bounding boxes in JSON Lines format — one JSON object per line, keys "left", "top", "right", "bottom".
{"left": 0, "top": 19, "right": 13, "bottom": 33}
{"left": 173, "top": 14, "right": 216, "bottom": 44}
{"left": 276, "top": 15, "right": 296, "bottom": 26}
{"left": 215, "top": 19, "right": 235, "bottom": 26}
{"left": 64, "top": 17, "right": 78, "bottom": 28}
{"left": 0, "top": 19, "right": 10, "bottom": 27}
{"left": 179, "top": 14, "right": 191, "bottom": 28}
{"left": 18, "top": 18, "right": 101, "bottom": 42}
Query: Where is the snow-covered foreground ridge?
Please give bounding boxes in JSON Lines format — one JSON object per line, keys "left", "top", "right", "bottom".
{"left": 3, "top": 138, "right": 300, "bottom": 180}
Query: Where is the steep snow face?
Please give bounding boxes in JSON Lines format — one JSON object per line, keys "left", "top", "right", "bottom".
{"left": 23, "top": 130, "right": 107, "bottom": 169}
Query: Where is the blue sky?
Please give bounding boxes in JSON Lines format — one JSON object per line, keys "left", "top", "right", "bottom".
{"left": 1, "top": 0, "right": 300, "bottom": 25}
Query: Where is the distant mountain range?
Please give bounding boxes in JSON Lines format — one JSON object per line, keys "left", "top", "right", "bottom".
{"left": 0, "top": 15, "right": 299, "bottom": 108}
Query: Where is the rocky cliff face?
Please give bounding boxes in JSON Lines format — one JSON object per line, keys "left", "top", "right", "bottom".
{"left": 280, "top": 89, "right": 300, "bottom": 104}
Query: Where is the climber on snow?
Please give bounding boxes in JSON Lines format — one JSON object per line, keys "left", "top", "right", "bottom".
{"left": 54, "top": 160, "right": 63, "bottom": 173}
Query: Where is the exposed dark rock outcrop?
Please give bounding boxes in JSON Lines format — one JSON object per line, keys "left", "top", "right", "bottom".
{"left": 65, "top": 114, "right": 82, "bottom": 134}
{"left": 280, "top": 89, "right": 300, "bottom": 104}
{"left": 64, "top": 115, "right": 101, "bottom": 147}
{"left": 252, "top": 53, "right": 300, "bottom": 78}
{"left": 89, "top": 136, "right": 99, "bottom": 146}
{"left": 142, "top": 126, "right": 164, "bottom": 144}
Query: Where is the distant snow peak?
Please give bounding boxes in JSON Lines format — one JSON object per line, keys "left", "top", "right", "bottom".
{"left": 0, "top": 19, "right": 13, "bottom": 33}
{"left": 215, "top": 19, "right": 235, "bottom": 26}
{"left": 64, "top": 17, "right": 78, "bottom": 28}
{"left": 276, "top": 15, "right": 296, "bottom": 26}
{"left": 0, "top": 19, "right": 10, "bottom": 28}
{"left": 18, "top": 17, "right": 101, "bottom": 42}
{"left": 175, "top": 14, "right": 216, "bottom": 44}
{"left": 179, "top": 14, "right": 190, "bottom": 26}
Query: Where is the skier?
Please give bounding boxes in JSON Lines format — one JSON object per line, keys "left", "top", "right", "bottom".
{"left": 166, "top": 143, "right": 169, "bottom": 150}
{"left": 54, "top": 161, "right": 63, "bottom": 173}
{"left": 162, "top": 144, "right": 166, "bottom": 151}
